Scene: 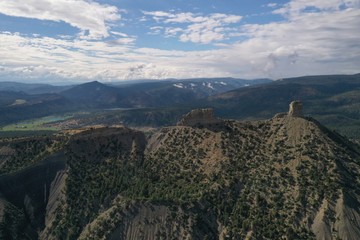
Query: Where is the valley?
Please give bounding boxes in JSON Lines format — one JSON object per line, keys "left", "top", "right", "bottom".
{"left": 1, "top": 74, "right": 360, "bottom": 139}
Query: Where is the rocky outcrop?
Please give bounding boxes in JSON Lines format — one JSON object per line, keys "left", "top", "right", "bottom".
{"left": 274, "top": 101, "right": 303, "bottom": 119}
{"left": 288, "top": 101, "right": 303, "bottom": 117}
{"left": 177, "top": 108, "right": 222, "bottom": 127}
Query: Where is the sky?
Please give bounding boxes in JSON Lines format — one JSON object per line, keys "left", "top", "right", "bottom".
{"left": 0, "top": 0, "right": 359, "bottom": 83}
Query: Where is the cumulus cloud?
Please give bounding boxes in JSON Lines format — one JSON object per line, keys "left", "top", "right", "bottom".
{"left": 143, "top": 11, "right": 242, "bottom": 44}
{"left": 0, "top": 0, "right": 121, "bottom": 39}
{"left": 232, "top": 1, "right": 360, "bottom": 78}
{"left": 0, "top": 0, "right": 359, "bottom": 82}
{"left": 273, "top": 0, "right": 360, "bottom": 17}
{"left": 3, "top": 28, "right": 264, "bottom": 83}
{"left": 0, "top": 32, "right": 214, "bottom": 81}
{"left": 148, "top": 26, "right": 163, "bottom": 35}
{"left": 267, "top": 3, "right": 278, "bottom": 8}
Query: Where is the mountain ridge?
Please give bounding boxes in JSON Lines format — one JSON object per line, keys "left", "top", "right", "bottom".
{"left": 202, "top": 73, "right": 360, "bottom": 139}
{"left": 0, "top": 103, "right": 360, "bottom": 239}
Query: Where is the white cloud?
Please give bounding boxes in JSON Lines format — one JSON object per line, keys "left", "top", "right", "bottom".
{"left": 232, "top": 3, "right": 360, "bottom": 78}
{"left": 273, "top": 0, "right": 360, "bottom": 17}
{"left": 0, "top": 0, "right": 121, "bottom": 39}
{"left": 0, "top": 1, "right": 359, "bottom": 82}
{"left": 111, "top": 31, "right": 129, "bottom": 37}
{"left": 108, "top": 38, "right": 136, "bottom": 45}
{"left": 143, "top": 11, "right": 242, "bottom": 44}
{"left": 165, "top": 27, "right": 182, "bottom": 37}
{"left": 267, "top": 3, "right": 278, "bottom": 8}
{"left": 148, "top": 26, "right": 163, "bottom": 35}
{"left": 142, "top": 11, "right": 173, "bottom": 18}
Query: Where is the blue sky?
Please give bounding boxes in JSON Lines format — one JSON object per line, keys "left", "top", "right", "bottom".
{"left": 0, "top": 0, "right": 359, "bottom": 83}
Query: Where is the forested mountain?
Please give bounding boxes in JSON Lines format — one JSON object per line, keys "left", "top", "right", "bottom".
{"left": 0, "top": 78, "right": 270, "bottom": 125}
{"left": 1, "top": 105, "right": 360, "bottom": 239}
{"left": 0, "top": 92, "right": 76, "bottom": 125}
{"left": 204, "top": 74, "right": 360, "bottom": 139}
{"left": 0, "top": 74, "right": 359, "bottom": 140}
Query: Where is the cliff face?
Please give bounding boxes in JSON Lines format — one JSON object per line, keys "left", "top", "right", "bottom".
{"left": 0, "top": 152, "right": 66, "bottom": 239}
{"left": 1, "top": 107, "right": 360, "bottom": 240}
{"left": 42, "top": 127, "right": 147, "bottom": 240}
{"left": 177, "top": 108, "right": 222, "bottom": 127}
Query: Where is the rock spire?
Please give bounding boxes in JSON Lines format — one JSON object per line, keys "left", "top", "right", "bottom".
{"left": 288, "top": 101, "right": 303, "bottom": 117}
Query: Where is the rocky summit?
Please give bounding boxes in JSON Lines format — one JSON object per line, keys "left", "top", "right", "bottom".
{"left": 177, "top": 108, "right": 222, "bottom": 127}
{"left": 288, "top": 101, "right": 303, "bottom": 117}
{"left": 0, "top": 103, "right": 360, "bottom": 240}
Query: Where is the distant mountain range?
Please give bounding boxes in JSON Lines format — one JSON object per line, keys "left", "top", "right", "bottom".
{"left": 60, "top": 74, "right": 360, "bottom": 139}
{"left": 209, "top": 73, "right": 360, "bottom": 118}
{"left": 0, "top": 91, "right": 75, "bottom": 125}
{"left": 205, "top": 74, "right": 360, "bottom": 138}
{"left": 0, "top": 74, "right": 359, "bottom": 139}
{"left": 0, "top": 81, "right": 71, "bottom": 94}
{"left": 60, "top": 78, "right": 271, "bottom": 108}
{"left": 0, "top": 78, "right": 271, "bottom": 124}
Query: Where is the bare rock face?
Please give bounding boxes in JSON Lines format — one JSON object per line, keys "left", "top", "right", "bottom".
{"left": 288, "top": 101, "right": 303, "bottom": 117}
{"left": 177, "top": 108, "right": 222, "bottom": 127}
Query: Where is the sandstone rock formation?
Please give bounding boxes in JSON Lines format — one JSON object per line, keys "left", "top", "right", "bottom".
{"left": 177, "top": 108, "right": 222, "bottom": 127}
{"left": 288, "top": 101, "right": 303, "bottom": 117}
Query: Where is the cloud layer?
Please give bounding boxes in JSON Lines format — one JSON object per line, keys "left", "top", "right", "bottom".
{"left": 0, "top": 0, "right": 120, "bottom": 39}
{"left": 144, "top": 11, "right": 242, "bottom": 44}
{"left": 0, "top": 0, "right": 359, "bottom": 82}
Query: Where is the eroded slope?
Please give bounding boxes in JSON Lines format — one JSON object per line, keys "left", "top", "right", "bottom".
{"left": 1, "top": 113, "right": 360, "bottom": 240}
{"left": 76, "top": 116, "right": 360, "bottom": 240}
